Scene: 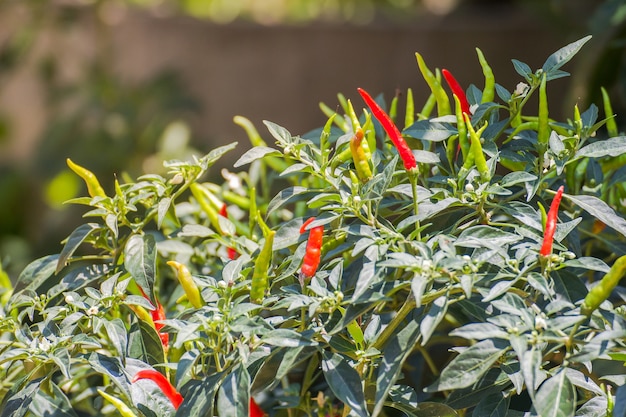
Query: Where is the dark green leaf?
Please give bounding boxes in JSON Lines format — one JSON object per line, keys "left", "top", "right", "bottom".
{"left": 267, "top": 186, "right": 308, "bottom": 214}
{"left": 403, "top": 120, "right": 456, "bottom": 142}
{"left": 500, "top": 172, "right": 538, "bottom": 188}
{"left": 372, "top": 318, "right": 421, "bottom": 417}
{"left": 542, "top": 35, "right": 592, "bottom": 75}
{"left": 0, "top": 377, "right": 41, "bottom": 417}
{"left": 233, "top": 146, "right": 282, "bottom": 168}
{"left": 217, "top": 364, "right": 250, "bottom": 417}
{"left": 533, "top": 371, "right": 576, "bottom": 417}
{"left": 176, "top": 373, "right": 223, "bottom": 417}
{"left": 56, "top": 223, "right": 99, "bottom": 274}
{"left": 128, "top": 320, "right": 165, "bottom": 366}
{"left": 29, "top": 383, "right": 79, "bottom": 417}
{"left": 512, "top": 59, "right": 532, "bottom": 81}
{"left": 576, "top": 136, "right": 626, "bottom": 159}
{"left": 426, "top": 339, "right": 509, "bottom": 392}
{"left": 262, "top": 329, "right": 318, "bottom": 347}
{"left": 124, "top": 233, "right": 156, "bottom": 299}
{"left": 471, "top": 392, "right": 509, "bottom": 417}
{"left": 13, "top": 255, "right": 59, "bottom": 294}
{"left": 420, "top": 296, "right": 447, "bottom": 345}
{"left": 564, "top": 193, "right": 626, "bottom": 238}
{"left": 322, "top": 351, "right": 368, "bottom": 417}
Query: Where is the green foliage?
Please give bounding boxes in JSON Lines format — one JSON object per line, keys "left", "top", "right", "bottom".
{"left": 3, "top": 35, "right": 626, "bottom": 417}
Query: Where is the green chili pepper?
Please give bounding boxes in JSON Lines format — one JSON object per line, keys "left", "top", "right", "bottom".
{"left": 98, "top": 390, "right": 139, "bottom": 417}
{"left": 475, "top": 48, "right": 495, "bottom": 103}
{"left": 581, "top": 255, "right": 626, "bottom": 316}
{"left": 320, "top": 113, "right": 336, "bottom": 166}
{"left": 601, "top": 86, "right": 619, "bottom": 138}
{"left": 167, "top": 261, "right": 203, "bottom": 309}
{"left": 415, "top": 53, "right": 451, "bottom": 116}
{"left": 537, "top": 73, "right": 549, "bottom": 171}
{"left": 347, "top": 100, "right": 372, "bottom": 160}
{"left": 418, "top": 91, "right": 437, "bottom": 120}
{"left": 350, "top": 128, "right": 373, "bottom": 183}
{"left": 251, "top": 226, "right": 275, "bottom": 304}
{"left": 405, "top": 87, "right": 415, "bottom": 128}
{"left": 454, "top": 94, "right": 469, "bottom": 161}
{"left": 189, "top": 183, "right": 222, "bottom": 234}
{"left": 463, "top": 114, "right": 490, "bottom": 181}
{"left": 66, "top": 158, "right": 106, "bottom": 198}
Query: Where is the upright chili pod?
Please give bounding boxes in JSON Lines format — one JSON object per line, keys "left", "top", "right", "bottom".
{"left": 167, "top": 261, "right": 203, "bottom": 309}
{"left": 350, "top": 128, "right": 373, "bottom": 183}
{"left": 537, "top": 73, "right": 550, "bottom": 172}
{"left": 251, "top": 229, "right": 275, "bottom": 304}
{"left": 442, "top": 69, "right": 470, "bottom": 115}
{"left": 66, "top": 158, "right": 106, "bottom": 198}
{"left": 601, "top": 86, "right": 619, "bottom": 138}
{"left": 476, "top": 48, "right": 495, "bottom": 103}
{"left": 463, "top": 114, "right": 490, "bottom": 181}
{"left": 357, "top": 88, "right": 417, "bottom": 172}
{"left": 581, "top": 255, "right": 626, "bottom": 316}
{"left": 300, "top": 217, "right": 324, "bottom": 280}
{"left": 539, "top": 185, "right": 564, "bottom": 257}
{"left": 415, "top": 53, "right": 451, "bottom": 116}
{"left": 132, "top": 369, "right": 183, "bottom": 410}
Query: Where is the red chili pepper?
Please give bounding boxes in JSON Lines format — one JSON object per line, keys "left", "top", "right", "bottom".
{"left": 250, "top": 397, "right": 266, "bottom": 417}
{"left": 138, "top": 288, "right": 169, "bottom": 347}
{"left": 219, "top": 203, "right": 239, "bottom": 260}
{"left": 539, "top": 185, "right": 564, "bottom": 257}
{"left": 132, "top": 369, "right": 183, "bottom": 409}
{"left": 357, "top": 88, "right": 417, "bottom": 172}
{"left": 442, "top": 69, "right": 470, "bottom": 115}
{"left": 300, "top": 217, "right": 324, "bottom": 279}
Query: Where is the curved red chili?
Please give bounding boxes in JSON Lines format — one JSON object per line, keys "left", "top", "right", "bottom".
{"left": 357, "top": 88, "right": 417, "bottom": 171}
{"left": 250, "top": 397, "right": 266, "bottom": 417}
{"left": 539, "top": 185, "right": 564, "bottom": 257}
{"left": 442, "top": 69, "right": 470, "bottom": 115}
{"left": 138, "top": 288, "right": 168, "bottom": 347}
{"left": 132, "top": 369, "right": 183, "bottom": 409}
{"left": 300, "top": 217, "right": 324, "bottom": 279}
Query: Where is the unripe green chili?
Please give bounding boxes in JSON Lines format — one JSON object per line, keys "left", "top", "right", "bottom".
{"left": 418, "top": 91, "right": 437, "bottom": 121}
{"left": 251, "top": 228, "right": 275, "bottom": 304}
{"left": 66, "top": 158, "right": 106, "bottom": 198}
{"left": 167, "top": 261, "right": 203, "bottom": 309}
{"left": 300, "top": 217, "right": 324, "bottom": 280}
{"left": 463, "top": 114, "right": 490, "bottom": 181}
{"left": 581, "top": 255, "right": 626, "bottom": 316}
{"left": 389, "top": 94, "right": 399, "bottom": 123}
{"left": 539, "top": 185, "right": 564, "bottom": 257}
{"left": 98, "top": 390, "right": 139, "bottom": 417}
{"left": 601, "top": 86, "right": 619, "bottom": 137}
{"left": 357, "top": 88, "right": 417, "bottom": 172}
{"left": 190, "top": 183, "right": 221, "bottom": 233}
{"left": 415, "top": 53, "right": 451, "bottom": 116}
{"left": 442, "top": 69, "right": 470, "bottom": 115}
{"left": 346, "top": 100, "right": 372, "bottom": 160}
{"left": 475, "top": 48, "right": 495, "bottom": 103}
{"left": 132, "top": 369, "right": 183, "bottom": 409}
{"left": 537, "top": 73, "right": 550, "bottom": 171}
{"left": 454, "top": 94, "right": 469, "bottom": 161}
{"left": 405, "top": 87, "right": 415, "bottom": 128}
{"left": 350, "top": 128, "right": 373, "bottom": 183}
{"left": 319, "top": 102, "right": 350, "bottom": 132}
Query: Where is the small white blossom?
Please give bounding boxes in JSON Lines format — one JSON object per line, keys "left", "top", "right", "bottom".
{"left": 535, "top": 315, "right": 548, "bottom": 331}
{"left": 87, "top": 306, "right": 99, "bottom": 316}
{"left": 221, "top": 169, "right": 244, "bottom": 194}
{"left": 38, "top": 337, "right": 52, "bottom": 352}
{"left": 515, "top": 82, "right": 529, "bottom": 96}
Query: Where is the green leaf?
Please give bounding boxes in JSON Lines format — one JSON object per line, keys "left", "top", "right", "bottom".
{"left": 29, "top": 383, "right": 79, "bottom": 417}
{"left": 414, "top": 402, "right": 459, "bottom": 417}
{"left": 267, "top": 186, "right": 308, "bottom": 213}
{"left": 56, "top": 223, "right": 99, "bottom": 274}
{"left": 128, "top": 320, "right": 165, "bottom": 366}
{"left": 533, "top": 371, "right": 576, "bottom": 417}
{"left": 321, "top": 351, "right": 368, "bottom": 417}
{"left": 0, "top": 377, "right": 41, "bottom": 417}
{"left": 420, "top": 296, "right": 448, "bottom": 345}
{"left": 471, "top": 393, "right": 509, "bottom": 417}
{"left": 233, "top": 146, "right": 282, "bottom": 168}
{"left": 124, "top": 234, "right": 156, "bottom": 299}
{"left": 372, "top": 318, "right": 421, "bottom": 417}
{"left": 575, "top": 136, "right": 626, "bottom": 159}
{"left": 177, "top": 373, "right": 222, "bottom": 417}
{"left": 542, "top": 35, "right": 592, "bottom": 76}
{"left": 13, "top": 255, "right": 59, "bottom": 294}
{"left": 500, "top": 171, "right": 537, "bottom": 188}
{"left": 217, "top": 364, "right": 250, "bottom": 417}
{"left": 512, "top": 59, "right": 532, "bottom": 81}
{"left": 564, "top": 193, "right": 626, "bottom": 238}
{"left": 198, "top": 142, "right": 238, "bottom": 169}
{"left": 261, "top": 329, "right": 318, "bottom": 347}
{"left": 404, "top": 120, "right": 457, "bottom": 142}
{"left": 455, "top": 226, "right": 522, "bottom": 249}
{"left": 426, "top": 339, "right": 509, "bottom": 392}
{"left": 521, "top": 347, "right": 547, "bottom": 400}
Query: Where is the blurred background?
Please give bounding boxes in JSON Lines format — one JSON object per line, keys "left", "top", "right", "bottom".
{"left": 0, "top": 0, "right": 621, "bottom": 275}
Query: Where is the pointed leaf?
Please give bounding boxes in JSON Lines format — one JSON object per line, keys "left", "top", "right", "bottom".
{"left": 575, "top": 136, "right": 626, "bottom": 159}
{"left": 217, "top": 364, "right": 250, "bottom": 417}
{"left": 542, "top": 35, "right": 592, "bottom": 75}
{"left": 124, "top": 234, "right": 156, "bottom": 299}
{"left": 56, "top": 223, "right": 99, "bottom": 273}
{"left": 564, "top": 193, "right": 626, "bottom": 238}
{"left": 321, "top": 351, "right": 367, "bottom": 417}
{"left": 234, "top": 146, "right": 282, "bottom": 168}
{"left": 533, "top": 371, "right": 576, "bottom": 417}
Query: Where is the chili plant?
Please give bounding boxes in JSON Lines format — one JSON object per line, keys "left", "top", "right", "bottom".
{"left": 2, "top": 35, "right": 626, "bottom": 417}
